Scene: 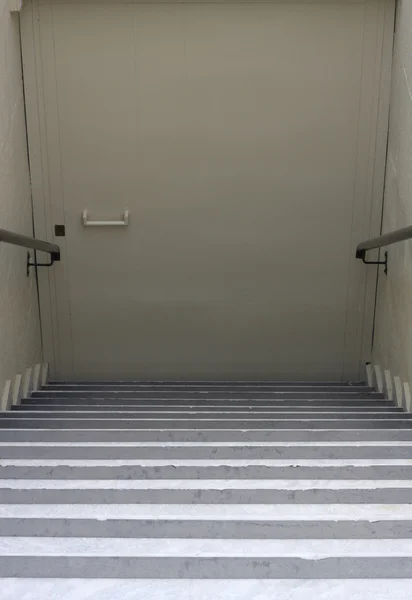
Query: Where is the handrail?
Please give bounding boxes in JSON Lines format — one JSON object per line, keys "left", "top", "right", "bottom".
{"left": 356, "top": 225, "right": 412, "bottom": 274}
{"left": 356, "top": 225, "right": 412, "bottom": 259}
{"left": 0, "top": 228, "right": 60, "bottom": 261}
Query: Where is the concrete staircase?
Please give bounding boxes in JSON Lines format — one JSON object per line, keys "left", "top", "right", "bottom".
{"left": 1, "top": 381, "right": 412, "bottom": 598}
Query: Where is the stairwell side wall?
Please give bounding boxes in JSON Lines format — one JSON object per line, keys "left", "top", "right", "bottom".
{"left": 0, "top": 3, "right": 42, "bottom": 403}
{"left": 372, "top": 0, "right": 412, "bottom": 409}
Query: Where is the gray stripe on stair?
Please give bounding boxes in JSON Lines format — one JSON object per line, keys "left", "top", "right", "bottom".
{"left": 30, "top": 391, "right": 385, "bottom": 399}
{"left": 1, "top": 444, "right": 412, "bottom": 459}
{"left": 2, "top": 418, "right": 411, "bottom": 429}
{"left": 1, "top": 430, "right": 412, "bottom": 442}
{"left": 8, "top": 410, "right": 406, "bottom": 417}
{"left": 7, "top": 557, "right": 412, "bottom": 578}
{"left": 1, "top": 519, "right": 411, "bottom": 539}
{"left": 2, "top": 464, "right": 412, "bottom": 479}
{"left": 21, "top": 399, "right": 395, "bottom": 407}
{"left": 2, "top": 479, "right": 412, "bottom": 504}
{"left": 1, "top": 488, "right": 411, "bottom": 505}
{"left": 13, "top": 404, "right": 403, "bottom": 412}
{"left": 42, "top": 385, "right": 375, "bottom": 392}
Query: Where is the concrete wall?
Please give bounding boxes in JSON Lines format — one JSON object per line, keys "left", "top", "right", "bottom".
{"left": 0, "top": 3, "right": 42, "bottom": 401}
{"left": 372, "top": 0, "right": 412, "bottom": 404}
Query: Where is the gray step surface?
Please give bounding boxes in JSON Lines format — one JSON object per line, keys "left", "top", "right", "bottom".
{"left": 41, "top": 385, "right": 375, "bottom": 393}
{"left": 30, "top": 390, "right": 385, "bottom": 399}
{"left": 4, "top": 410, "right": 410, "bottom": 419}
{"left": 21, "top": 397, "right": 394, "bottom": 406}
{"left": 5, "top": 555, "right": 412, "bottom": 579}
{"left": 3, "top": 418, "right": 412, "bottom": 429}
{"left": 12, "top": 403, "right": 403, "bottom": 412}
{"left": 3, "top": 485, "right": 412, "bottom": 504}
{"left": 2, "top": 518, "right": 412, "bottom": 539}
{"left": 2, "top": 430, "right": 412, "bottom": 442}
{"left": 1, "top": 443, "right": 412, "bottom": 459}
{"left": 2, "top": 462, "right": 412, "bottom": 479}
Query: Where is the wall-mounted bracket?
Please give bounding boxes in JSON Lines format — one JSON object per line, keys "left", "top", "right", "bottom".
{"left": 27, "top": 251, "right": 59, "bottom": 277}
{"left": 356, "top": 250, "right": 388, "bottom": 275}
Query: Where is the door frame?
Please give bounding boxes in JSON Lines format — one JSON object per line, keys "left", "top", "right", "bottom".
{"left": 20, "top": 0, "right": 395, "bottom": 381}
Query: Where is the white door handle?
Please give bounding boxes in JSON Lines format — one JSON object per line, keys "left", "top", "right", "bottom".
{"left": 82, "top": 210, "right": 130, "bottom": 227}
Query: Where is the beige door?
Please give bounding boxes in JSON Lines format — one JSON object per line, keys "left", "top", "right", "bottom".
{"left": 21, "top": 0, "right": 394, "bottom": 380}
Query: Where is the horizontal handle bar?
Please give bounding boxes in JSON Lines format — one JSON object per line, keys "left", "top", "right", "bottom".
{"left": 82, "top": 210, "right": 130, "bottom": 227}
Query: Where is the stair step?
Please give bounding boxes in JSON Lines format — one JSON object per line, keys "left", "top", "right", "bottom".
{"left": 42, "top": 384, "right": 375, "bottom": 393}
{"left": 5, "top": 410, "right": 409, "bottom": 419}
{"left": 1, "top": 538, "right": 412, "bottom": 578}
{"left": 13, "top": 403, "right": 403, "bottom": 412}
{"left": 2, "top": 418, "right": 411, "bottom": 429}
{"left": 2, "top": 459, "right": 412, "bottom": 480}
{"left": 1, "top": 430, "right": 412, "bottom": 442}
{"left": 31, "top": 390, "right": 385, "bottom": 399}
{"left": 21, "top": 398, "right": 394, "bottom": 406}
{"left": 2, "top": 478, "right": 412, "bottom": 504}
{"left": 0, "top": 443, "right": 411, "bottom": 459}
{"left": 0, "top": 504, "right": 412, "bottom": 538}
{"left": 4, "top": 518, "right": 411, "bottom": 539}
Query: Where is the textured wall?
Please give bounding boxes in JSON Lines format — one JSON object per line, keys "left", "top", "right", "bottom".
{"left": 373, "top": 0, "right": 412, "bottom": 388}
{"left": 0, "top": 4, "right": 42, "bottom": 396}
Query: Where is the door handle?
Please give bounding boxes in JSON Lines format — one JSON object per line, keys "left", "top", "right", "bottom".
{"left": 82, "top": 210, "right": 130, "bottom": 227}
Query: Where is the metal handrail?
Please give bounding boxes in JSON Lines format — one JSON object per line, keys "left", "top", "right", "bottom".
{"left": 356, "top": 225, "right": 412, "bottom": 259}
{"left": 0, "top": 228, "right": 60, "bottom": 262}
{"left": 356, "top": 225, "right": 412, "bottom": 274}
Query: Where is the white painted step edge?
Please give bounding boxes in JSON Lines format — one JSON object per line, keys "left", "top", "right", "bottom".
{"left": 3, "top": 538, "right": 412, "bottom": 557}
{"left": 1, "top": 504, "right": 412, "bottom": 520}
{"left": 1, "top": 479, "right": 412, "bottom": 490}
{"left": 2, "top": 578, "right": 412, "bottom": 600}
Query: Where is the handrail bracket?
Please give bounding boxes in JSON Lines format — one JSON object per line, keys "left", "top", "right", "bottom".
{"left": 27, "top": 250, "right": 60, "bottom": 277}
{"left": 356, "top": 249, "right": 388, "bottom": 275}
{"left": 0, "top": 227, "right": 61, "bottom": 275}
